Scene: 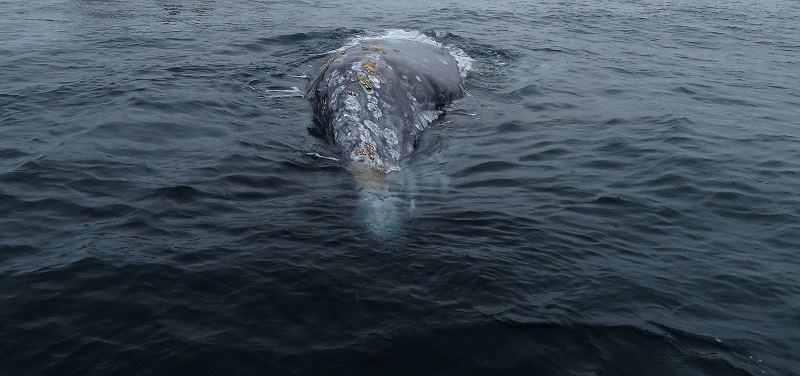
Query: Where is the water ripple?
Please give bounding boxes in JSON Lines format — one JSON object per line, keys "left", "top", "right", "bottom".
{"left": 2, "top": 0, "right": 799, "bottom": 374}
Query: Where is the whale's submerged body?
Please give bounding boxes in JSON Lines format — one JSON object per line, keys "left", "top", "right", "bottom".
{"left": 307, "top": 39, "right": 464, "bottom": 176}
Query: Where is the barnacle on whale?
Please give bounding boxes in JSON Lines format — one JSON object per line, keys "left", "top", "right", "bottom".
{"left": 361, "top": 60, "right": 379, "bottom": 75}
{"left": 362, "top": 45, "right": 387, "bottom": 55}
{"left": 355, "top": 141, "right": 376, "bottom": 160}
{"left": 356, "top": 73, "right": 372, "bottom": 90}
{"left": 321, "top": 51, "right": 344, "bottom": 70}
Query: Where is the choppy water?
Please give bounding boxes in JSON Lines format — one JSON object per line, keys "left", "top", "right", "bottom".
{"left": 2, "top": 0, "right": 799, "bottom": 374}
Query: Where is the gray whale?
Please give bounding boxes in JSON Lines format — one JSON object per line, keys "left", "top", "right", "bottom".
{"left": 307, "top": 39, "right": 464, "bottom": 177}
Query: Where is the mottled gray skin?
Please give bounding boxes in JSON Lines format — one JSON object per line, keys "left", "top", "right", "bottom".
{"left": 307, "top": 39, "right": 464, "bottom": 171}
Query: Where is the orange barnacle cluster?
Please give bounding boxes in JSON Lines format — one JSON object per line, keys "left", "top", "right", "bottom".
{"left": 361, "top": 45, "right": 387, "bottom": 55}
{"left": 356, "top": 73, "right": 372, "bottom": 90}
{"left": 321, "top": 51, "right": 345, "bottom": 70}
{"left": 361, "top": 60, "right": 379, "bottom": 75}
{"left": 354, "top": 141, "right": 376, "bottom": 160}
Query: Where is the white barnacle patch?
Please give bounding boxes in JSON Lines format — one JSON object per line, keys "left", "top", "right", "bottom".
{"left": 331, "top": 84, "right": 345, "bottom": 99}
{"left": 367, "top": 92, "right": 379, "bottom": 104}
{"left": 368, "top": 75, "right": 381, "bottom": 90}
{"left": 328, "top": 70, "right": 345, "bottom": 86}
{"left": 363, "top": 119, "right": 380, "bottom": 133}
{"left": 344, "top": 94, "right": 360, "bottom": 113}
{"left": 380, "top": 127, "right": 400, "bottom": 147}
{"left": 367, "top": 101, "right": 382, "bottom": 118}
{"left": 365, "top": 93, "right": 381, "bottom": 118}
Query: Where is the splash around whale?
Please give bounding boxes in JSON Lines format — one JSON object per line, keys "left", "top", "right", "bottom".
{"left": 306, "top": 36, "right": 466, "bottom": 184}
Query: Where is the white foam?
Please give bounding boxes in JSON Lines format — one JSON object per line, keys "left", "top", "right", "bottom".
{"left": 263, "top": 86, "right": 304, "bottom": 98}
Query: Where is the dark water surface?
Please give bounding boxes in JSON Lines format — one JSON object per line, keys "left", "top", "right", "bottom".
{"left": 2, "top": 0, "right": 799, "bottom": 374}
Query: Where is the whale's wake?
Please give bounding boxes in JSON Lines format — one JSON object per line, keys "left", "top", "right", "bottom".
{"left": 357, "top": 186, "right": 406, "bottom": 239}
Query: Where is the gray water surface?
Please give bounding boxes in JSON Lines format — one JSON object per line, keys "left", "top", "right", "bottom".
{"left": 1, "top": 0, "right": 799, "bottom": 374}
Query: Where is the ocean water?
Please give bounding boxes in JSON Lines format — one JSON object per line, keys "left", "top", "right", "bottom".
{"left": 2, "top": 0, "right": 799, "bottom": 374}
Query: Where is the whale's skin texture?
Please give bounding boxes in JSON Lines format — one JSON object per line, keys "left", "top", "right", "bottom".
{"left": 307, "top": 39, "right": 464, "bottom": 171}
